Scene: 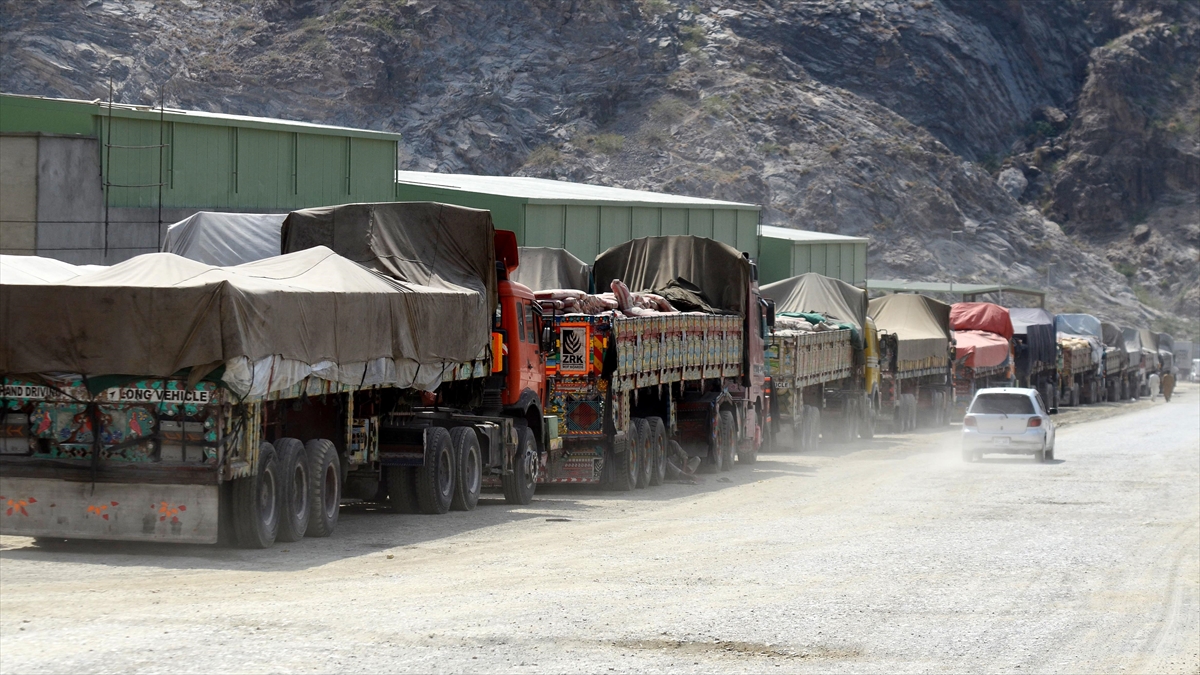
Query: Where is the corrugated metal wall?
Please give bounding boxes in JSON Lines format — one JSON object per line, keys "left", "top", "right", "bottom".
{"left": 757, "top": 237, "right": 868, "bottom": 287}
{"left": 100, "top": 117, "right": 397, "bottom": 209}
{"left": 524, "top": 204, "right": 758, "bottom": 260}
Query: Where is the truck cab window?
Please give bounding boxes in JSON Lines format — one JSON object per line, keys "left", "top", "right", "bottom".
{"left": 526, "top": 303, "right": 537, "bottom": 344}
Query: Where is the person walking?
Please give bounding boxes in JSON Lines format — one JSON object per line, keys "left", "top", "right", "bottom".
{"left": 1148, "top": 372, "right": 1161, "bottom": 402}
{"left": 1162, "top": 371, "right": 1175, "bottom": 402}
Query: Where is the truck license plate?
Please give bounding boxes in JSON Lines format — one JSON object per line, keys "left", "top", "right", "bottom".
{"left": 992, "top": 437, "right": 1010, "bottom": 446}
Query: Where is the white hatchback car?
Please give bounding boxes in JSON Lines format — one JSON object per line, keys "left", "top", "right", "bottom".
{"left": 962, "top": 387, "right": 1056, "bottom": 462}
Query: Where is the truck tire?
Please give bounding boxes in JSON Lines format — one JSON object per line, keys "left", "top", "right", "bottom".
{"left": 737, "top": 409, "right": 759, "bottom": 464}
{"left": 416, "top": 427, "right": 455, "bottom": 515}
{"left": 609, "top": 429, "right": 639, "bottom": 488}
{"left": 274, "top": 437, "right": 309, "bottom": 543}
{"left": 304, "top": 439, "right": 340, "bottom": 537}
{"left": 647, "top": 417, "right": 667, "bottom": 486}
{"left": 449, "top": 427, "right": 482, "bottom": 512}
{"left": 385, "top": 467, "right": 420, "bottom": 514}
{"left": 859, "top": 395, "right": 876, "bottom": 439}
{"left": 503, "top": 426, "right": 538, "bottom": 505}
{"left": 718, "top": 410, "right": 736, "bottom": 471}
{"left": 633, "top": 418, "right": 652, "bottom": 489}
{"left": 232, "top": 442, "right": 280, "bottom": 549}
{"left": 701, "top": 416, "right": 724, "bottom": 474}
{"left": 804, "top": 405, "right": 821, "bottom": 452}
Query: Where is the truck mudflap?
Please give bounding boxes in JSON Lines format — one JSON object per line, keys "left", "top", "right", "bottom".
{"left": 0, "top": 478, "right": 219, "bottom": 544}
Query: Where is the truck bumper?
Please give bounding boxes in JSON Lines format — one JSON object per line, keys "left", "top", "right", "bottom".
{"left": 0, "top": 478, "right": 219, "bottom": 544}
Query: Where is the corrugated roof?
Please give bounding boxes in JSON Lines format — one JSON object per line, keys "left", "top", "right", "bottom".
{"left": 759, "top": 224, "right": 869, "bottom": 243}
{"left": 394, "top": 171, "right": 760, "bottom": 208}
{"left": 867, "top": 279, "right": 1045, "bottom": 296}
{"left": 1, "top": 93, "right": 403, "bottom": 141}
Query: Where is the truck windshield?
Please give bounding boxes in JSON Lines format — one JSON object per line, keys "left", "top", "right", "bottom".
{"left": 969, "top": 394, "right": 1035, "bottom": 415}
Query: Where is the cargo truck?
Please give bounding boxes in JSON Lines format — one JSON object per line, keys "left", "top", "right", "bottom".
{"left": 1009, "top": 308, "right": 1059, "bottom": 411}
{"left": 949, "top": 302, "right": 1015, "bottom": 404}
{"left": 866, "top": 294, "right": 955, "bottom": 431}
{"left": 1100, "top": 321, "right": 1134, "bottom": 401}
{"left": 0, "top": 203, "right": 551, "bottom": 547}
{"left": 1176, "top": 341, "right": 1194, "bottom": 380}
{"left": 1054, "top": 314, "right": 1106, "bottom": 406}
{"left": 759, "top": 273, "right": 873, "bottom": 450}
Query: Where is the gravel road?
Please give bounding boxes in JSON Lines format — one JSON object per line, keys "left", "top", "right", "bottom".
{"left": 2, "top": 385, "right": 1197, "bottom": 674}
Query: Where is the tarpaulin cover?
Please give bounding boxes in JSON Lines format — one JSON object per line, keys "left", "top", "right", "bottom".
{"left": 1055, "top": 313, "right": 1102, "bottom": 339}
{"left": 953, "top": 329, "right": 1011, "bottom": 368}
{"left": 867, "top": 294, "right": 952, "bottom": 364}
{"left": 1009, "top": 308, "right": 1057, "bottom": 368}
{"left": 0, "top": 255, "right": 105, "bottom": 284}
{"left": 163, "top": 212, "right": 287, "bottom": 266}
{"left": 281, "top": 202, "right": 497, "bottom": 365}
{"left": 761, "top": 273, "right": 867, "bottom": 330}
{"left": 1156, "top": 332, "right": 1175, "bottom": 372}
{"left": 0, "top": 247, "right": 476, "bottom": 394}
{"left": 950, "top": 302, "right": 1013, "bottom": 339}
{"left": 1100, "top": 322, "right": 1129, "bottom": 368}
{"left": 512, "top": 247, "right": 591, "bottom": 292}
{"left": 594, "top": 236, "right": 750, "bottom": 316}
{"left": 1056, "top": 313, "right": 1104, "bottom": 365}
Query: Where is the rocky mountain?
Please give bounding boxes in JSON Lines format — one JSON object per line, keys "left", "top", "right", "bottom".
{"left": 2, "top": 0, "right": 1196, "bottom": 333}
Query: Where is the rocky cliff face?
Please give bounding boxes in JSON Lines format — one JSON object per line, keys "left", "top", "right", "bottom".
{"left": 2, "top": 0, "right": 1195, "bottom": 332}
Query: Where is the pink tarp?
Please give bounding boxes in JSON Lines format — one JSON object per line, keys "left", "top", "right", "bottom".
{"left": 953, "top": 329, "right": 1012, "bottom": 368}
{"left": 950, "top": 302, "right": 1013, "bottom": 339}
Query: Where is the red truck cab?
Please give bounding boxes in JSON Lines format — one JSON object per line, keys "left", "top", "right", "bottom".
{"left": 493, "top": 231, "right": 546, "bottom": 422}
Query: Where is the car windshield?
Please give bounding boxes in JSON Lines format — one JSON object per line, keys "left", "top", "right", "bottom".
{"left": 970, "top": 393, "right": 1035, "bottom": 415}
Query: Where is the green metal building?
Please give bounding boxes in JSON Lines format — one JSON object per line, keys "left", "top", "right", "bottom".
{"left": 757, "top": 225, "right": 868, "bottom": 287}
{"left": 395, "top": 171, "right": 762, "bottom": 263}
{"left": 1, "top": 93, "right": 401, "bottom": 263}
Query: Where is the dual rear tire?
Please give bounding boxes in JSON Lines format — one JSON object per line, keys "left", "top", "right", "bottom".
{"left": 232, "top": 438, "right": 341, "bottom": 548}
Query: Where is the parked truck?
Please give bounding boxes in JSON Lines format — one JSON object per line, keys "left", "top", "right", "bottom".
{"left": 1123, "top": 327, "right": 1158, "bottom": 397}
{"left": 1009, "top": 308, "right": 1059, "bottom": 411}
{"left": 949, "top": 302, "right": 1014, "bottom": 405}
{"left": 0, "top": 203, "right": 552, "bottom": 547}
{"left": 866, "top": 294, "right": 955, "bottom": 431}
{"left": 1100, "top": 321, "right": 1134, "bottom": 401}
{"left": 759, "top": 273, "right": 873, "bottom": 450}
{"left": 1054, "top": 314, "right": 1105, "bottom": 406}
{"left": 1175, "top": 341, "right": 1194, "bottom": 380}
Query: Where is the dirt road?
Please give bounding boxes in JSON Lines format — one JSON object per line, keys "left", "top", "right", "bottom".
{"left": 2, "top": 386, "right": 1197, "bottom": 674}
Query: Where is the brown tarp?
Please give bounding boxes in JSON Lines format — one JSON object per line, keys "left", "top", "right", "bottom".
{"left": 867, "top": 294, "right": 953, "bottom": 364}
{"left": 281, "top": 202, "right": 496, "bottom": 365}
{"left": 1100, "top": 322, "right": 1129, "bottom": 365}
{"left": 512, "top": 247, "right": 591, "bottom": 292}
{"left": 760, "top": 272, "right": 867, "bottom": 330}
{"left": 0, "top": 247, "right": 478, "bottom": 381}
{"left": 593, "top": 236, "right": 750, "bottom": 315}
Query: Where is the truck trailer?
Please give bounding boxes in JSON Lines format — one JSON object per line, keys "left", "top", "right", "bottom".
{"left": 1054, "top": 314, "right": 1105, "bottom": 406}
{"left": 759, "top": 273, "right": 872, "bottom": 450}
{"left": 0, "top": 203, "right": 551, "bottom": 547}
{"left": 866, "top": 294, "right": 955, "bottom": 431}
{"left": 1009, "top": 308, "right": 1059, "bottom": 411}
{"left": 949, "top": 302, "right": 1015, "bottom": 405}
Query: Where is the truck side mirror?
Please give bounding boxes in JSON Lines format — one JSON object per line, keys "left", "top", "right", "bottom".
{"left": 762, "top": 298, "right": 775, "bottom": 327}
{"left": 542, "top": 325, "right": 554, "bottom": 354}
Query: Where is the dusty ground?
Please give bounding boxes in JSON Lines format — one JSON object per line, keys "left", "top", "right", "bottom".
{"left": 1, "top": 385, "right": 1197, "bottom": 674}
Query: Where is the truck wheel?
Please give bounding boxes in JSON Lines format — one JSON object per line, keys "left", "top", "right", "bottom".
{"left": 503, "top": 426, "right": 538, "bottom": 505}
{"left": 304, "top": 439, "right": 340, "bottom": 537}
{"left": 701, "top": 416, "right": 723, "bottom": 474}
{"left": 450, "top": 427, "right": 482, "bottom": 512}
{"left": 718, "top": 410, "right": 736, "bottom": 471}
{"left": 1072, "top": 384, "right": 1081, "bottom": 407}
{"left": 385, "top": 467, "right": 420, "bottom": 513}
{"left": 804, "top": 405, "right": 821, "bottom": 452}
{"left": 647, "top": 417, "right": 667, "bottom": 486}
{"left": 609, "top": 429, "right": 639, "bottom": 488}
{"left": 232, "top": 442, "right": 280, "bottom": 549}
{"left": 633, "top": 418, "right": 652, "bottom": 489}
{"left": 738, "top": 409, "right": 759, "bottom": 464}
{"left": 274, "top": 438, "right": 309, "bottom": 543}
{"left": 859, "top": 396, "right": 875, "bottom": 439}
{"left": 416, "top": 427, "right": 455, "bottom": 515}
